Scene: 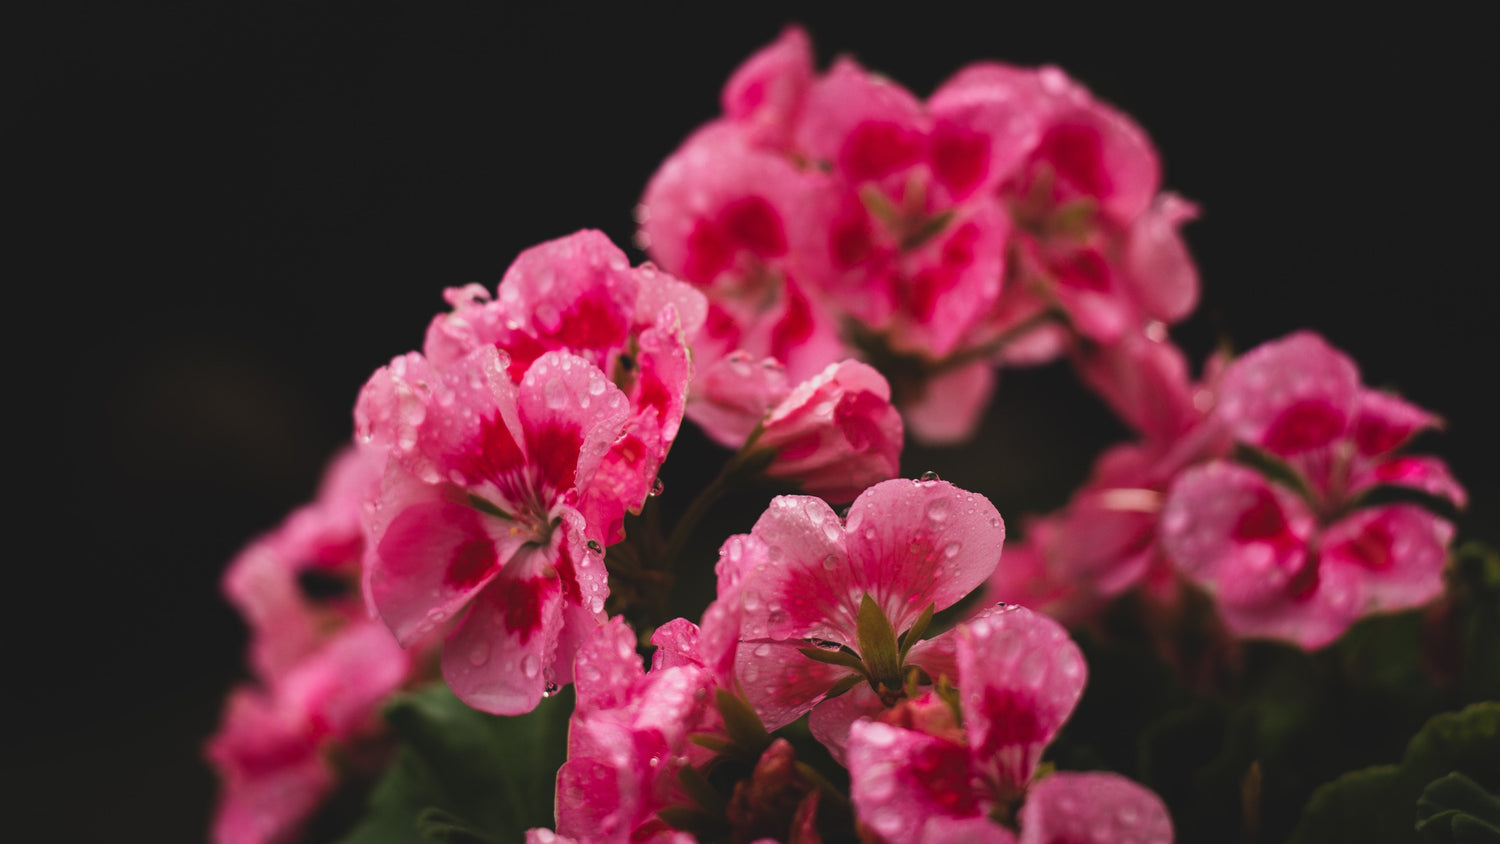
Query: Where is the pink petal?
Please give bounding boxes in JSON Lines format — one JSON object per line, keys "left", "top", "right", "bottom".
{"left": 222, "top": 535, "right": 326, "bottom": 683}
{"left": 902, "top": 359, "right": 996, "bottom": 446}
{"left": 905, "top": 602, "right": 1017, "bottom": 686}
{"left": 1215, "top": 331, "right": 1360, "bottom": 457}
{"left": 494, "top": 230, "right": 638, "bottom": 367}
{"left": 843, "top": 478, "right": 1006, "bottom": 634}
{"left": 685, "top": 350, "right": 791, "bottom": 449}
{"left": 441, "top": 569, "right": 564, "bottom": 714}
{"left": 1124, "top": 192, "right": 1200, "bottom": 324}
{"left": 1321, "top": 505, "right": 1453, "bottom": 614}
{"left": 517, "top": 351, "right": 631, "bottom": 501}
{"left": 1351, "top": 455, "right": 1468, "bottom": 509}
{"left": 278, "top": 621, "right": 409, "bottom": 740}
{"left": 365, "top": 466, "right": 530, "bottom": 646}
{"left": 1159, "top": 462, "right": 1317, "bottom": 609}
{"left": 796, "top": 57, "right": 930, "bottom": 182}
{"left": 807, "top": 681, "right": 886, "bottom": 765}
{"left": 1351, "top": 388, "right": 1443, "bottom": 458}
{"left": 926, "top": 62, "right": 1046, "bottom": 193}
{"left": 699, "top": 533, "right": 768, "bottom": 686}
{"left": 758, "top": 360, "right": 905, "bottom": 503}
{"left": 1026, "top": 75, "right": 1161, "bottom": 223}
{"left": 1075, "top": 330, "right": 1198, "bottom": 443}
{"left": 720, "top": 25, "right": 813, "bottom": 150}
{"left": 650, "top": 618, "right": 702, "bottom": 672}
{"left": 573, "top": 616, "right": 647, "bottom": 717}
{"left": 889, "top": 203, "right": 1010, "bottom": 359}
{"left": 525, "top": 830, "right": 580, "bottom": 844}
{"left": 847, "top": 720, "right": 992, "bottom": 844}
{"left": 737, "top": 639, "right": 857, "bottom": 731}
{"left": 207, "top": 689, "right": 332, "bottom": 844}
{"left": 743, "top": 494, "right": 857, "bottom": 643}
{"left": 955, "top": 605, "right": 1086, "bottom": 793}
{"left": 1018, "top": 771, "right": 1173, "bottom": 844}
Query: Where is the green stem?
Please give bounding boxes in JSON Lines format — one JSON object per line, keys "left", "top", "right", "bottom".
{"left": 657, "top": 426, "right": 770, "bottom": 573}
{"left": 927, "top": 307, "right": 1062, "bottom": 376}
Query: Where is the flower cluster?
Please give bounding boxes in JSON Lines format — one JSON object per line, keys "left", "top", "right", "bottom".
{"left": 208, "top": 25, "right": 1475, "bottom": 844}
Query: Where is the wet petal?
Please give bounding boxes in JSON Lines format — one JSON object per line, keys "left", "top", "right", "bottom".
{"left": 1018, "top": 771, "right": 1173, "bottom": 844}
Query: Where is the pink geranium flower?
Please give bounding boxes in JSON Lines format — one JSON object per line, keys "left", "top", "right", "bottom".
{"left": 421, "top": 230, "right": 705, "bottom": 545}
{"left": 1160, "top": 331, "right": 1464, "bottom": 648}
{"left": 845, "top": 605, "right": 1172, "bottom": 844}
{"left": 357, "top": 346, "right": 630, "bottom": 713}
{"left": 722, "top": 477, "right": 1005, "bottom": 758}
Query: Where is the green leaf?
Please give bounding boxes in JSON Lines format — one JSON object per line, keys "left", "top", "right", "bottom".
{"left": 1288, "top": 702, "right": 1500, "bottom": 844}
{"left": 856, "top": 593, "right": 901, "bottom": 687}
{"left": 797, "top": 645, "right": 868, "bottom": 674}
{"left": 335, "top": 683, "right": 572, "bottom": 844}
{"left": 716, "top": 688, "right": 771, "bottom": 757}
{"left": 1416, "top": 772, "right": 1500, "bottom": 842}
{"left": 898, "top": 603, "right": 935, "bottom": 662}
{"left": 677, "top": 764, "right": 727, "bottom": 815}
{"left": 466, "top": 494, "right": 514, "bottom": 522}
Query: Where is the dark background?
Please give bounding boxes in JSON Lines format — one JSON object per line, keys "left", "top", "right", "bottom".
{"left": 10, "top": 4, "right": 1495, "bottom": 841}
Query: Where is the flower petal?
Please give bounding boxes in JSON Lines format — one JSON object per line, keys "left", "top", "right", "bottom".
{"left": 441, "top": 571, "right": 563, "bottom": 714}
{"left": 1215, "top": 331, "right": 1360, "bottom": 457}
{"left": 1322, "top": 504, "right": 1453, "bottom": 615}
{"left": 1018, "top": 771, "right": 1173, "bottom": 844}
{"left": 847, "top": 720, "right": 993, "bottom": 844}
{"left": 736, "top": 639, "right": 856, "bottom": 731}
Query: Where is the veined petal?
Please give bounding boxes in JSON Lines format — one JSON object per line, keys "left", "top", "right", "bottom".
{"left": 517, "top": 352, "right": 631, "bottom": 501}
{"left": 847, "top": 720, "right": 991, "bottom": 844}
{"left": 1018, "top": 771, "right": 1173, "bottom": 844}
{"left": 956, "top": 605, "right": 1086, "bottom": 793}
{"left": 737, "top": 639, "right": 856, "bottom": 731}
{"left": 807, "top": 682, "right": 886, "bottom": 765}
{"left": 495, "top": 230, "right": 638, "bottom": 365}
{"left": 1351, "top": 455, "right": 1468, "bottom": 509}
{"left": 744, "top": 495, "right": 857, "bottom": 643}
{"left": 441, "top": 572, "right": 563, "bottom": 715}
{"left": 844, "top": 478, "right": 1005, "bottom": 634}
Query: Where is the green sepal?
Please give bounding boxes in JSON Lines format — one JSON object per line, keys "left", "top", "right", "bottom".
{"left": 1231, "top": 443, "right": 1320, "bottom": 508}
{"left": 898, "top": 602, "right": 936, "bottom": 661}
{"left": 899, "top": 209, "right": 955, "bottom": 252}
{"left": 465, "top": 493, "right": 513, "bottom": 521}
{"left": 857, "top": 593, "right": 902, "bottom": 686}
{"left": 826, "top": 673, "right": 865, "bottom": 699}
{"left": 716, "top": 688, "right": 771, "bottom": 756}
{"left": 656, "top": 806, "right": 725, "bottom": 836}
{"left": 859, "top": 184, "right": 901, "bottom": 230}
{"left": 414, "top": 807, "right": 500, "bottom": 844}
{"left": 677, "top": 764, "right": 728, "bottom": 814}
{"left": 689, "top": 733, "right": 736, "bottom": 756}
{"left": 1048, "top": 197, "right": 1097, "bottom": 238}
{"left": 798, "top": 645, "right": 869, "bottom": 674}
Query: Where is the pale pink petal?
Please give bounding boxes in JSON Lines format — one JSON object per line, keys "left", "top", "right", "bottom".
{"left": 364, "top": 465, "right": 530, "bottom": 646}
{"left": 1125, "top": 192, "right": 1200, "bottom": 324}
{"left": 795, "top": 57, "right": 930, "bottom": 183}
{"left": 743, "top": 494, "right": 856, "bottom": 643}
{"left": 1215, "top": 331, "right": 1360, "bottom": 457}
{"left": 737, "top": 639, "right": 856, "bottom": 731}
{"left": 843, "top": 478, "right": 1006, "bottom": 633}
{"left": 517, "top": 352, "right": 631, "bottom": 503}
{"left": 902, "top": 359, "right": 996, "bottom": 445}
{"left": 1321, "top": 505, "right": 1453, "bottom": 614}
{"left": 207, "top": 689, "right": 332, "bottom": 844}
{"left": 573, "top": 616, "right": 647, "bottom": 717}
{"left": 1216, "top": 560, "right": 1365, "bottom": 650}
{"left": 956, "top": 606, "right": 1086, "bottom": 792}
{"left": 1159, "top": 462, "right": 1317, "bottom": 609}
{"left": 278, "top": 621, "right": 409, "bottom": 740}
{"left": 808, "top": 682, "right": 885, "bottom": 765}
{"left": 721, "top": 25, "right": 813, "bottom": 150}
{"left": 441, "top": 569, "right": 563, "bottom": 714}
{"left": 633, "top": 262, "right": 708, "bottom": 341}
{"left": 758, "top": 360, "right": 905, "bottom": 503}
{"left": 525, "top": 830, "right": 580, "bottom": 844}
{"left": 905, "top": 602, "right": 1020, "bottom": 686}
{"left": 983, "top": 534, "right": 1099, "bottom": 625}
{"left": 555, "top": 755, "right": 631, "bottom": 843}
{"left": 222, "top": 536, "right": 325, "bottom": 682}
{"left": 699, "top": 534, "right": 768, "bottom": 686}
{"left": 847, "top": 720, "right": 989, "bottom": 844}
{"left": 889, "top": 203, "right": 1010, "bottom": 359}
{"left": 494, "top": 230, "right": 639, "bottom": 369}
{"left": 1350, "top": 388, "right": 1443, "bottom": 458}
{"left": 1351, "top": 455, "right": 1468, "bottom": 508}
{"left": 650, "top": 618, "right": 702, "bottom": 672}
{"left": 1076, "top": 330, "right": 1198, "bottom": 442}
{"left": 685, "top": 350, "right": 791, "bottom": 448}
{"left": 1018, "top": 771, "right": 1173, "bottom": 844}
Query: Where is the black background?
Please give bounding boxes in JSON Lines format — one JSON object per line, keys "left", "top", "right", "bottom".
{"left": 10, "top": 4, "right": 1496, "bottom": 841}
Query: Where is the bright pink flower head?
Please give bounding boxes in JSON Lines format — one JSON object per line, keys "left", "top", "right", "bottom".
{"left": 724, "top": 478, "right": 1004, "bottom": 748}
{"left": 207, "top": 622, "right": 410, "bottom": 844}
{"left": 357, "top": 345, "right": 631, "bottom": 713}
{"left": 420, "top": 230, "right": 705, "bottom": 545}
{"left": 845, "top": 605, "right": 1172, "bottom": 843}
{"left": 556, "top": 618, "right": 718, "bottom": 844}
{"left": 1161, "top": 331, "right": 1464, "bottom": 648}
{"left": 721, "top": 25, "right": 814, "bottom": 151}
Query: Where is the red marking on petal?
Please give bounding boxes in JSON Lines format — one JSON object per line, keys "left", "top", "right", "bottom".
{"left": 1233, "top": 487, "right": 1295, "bottom": 546}
{"left": 775, "top": 431, "right": 823, "bottom": 462}
{"left": 705, "top": 303, "right": 742, "bottom": 344}
{"left": 555, "top": 287, "right": 629, "bottom": 353}
{"left": 977, "top": 687, "right": 1044, "bottom": 751}
{"left": 841, "top": 121, "right": 925, "bottom": 182}
{"left": 1263, "top": 399, "right": 1346, "bottom": 454}
{"left": 905, "top": 267, "right": 948, "bottom": 322}
{"left": 501, "top": 577, "right": 558, "bottom": 642}
{"left": 457, "top": 414, "right": 528, "bottom": 486}
{"left": 684, "top": 219, "right": 734, "bottom": 285}
{"left": 941, "top": 221, "right": 980, "bottom": 267}
{"left": 498, "top": 334, "right": 548, "bottom": 382}
{"left": 553, "top": 538, "right": 584, "bottom": 605}
{"left": 445, "top": 531, "right": 499, "bottom": 591}
{"left": 831, "top": 213, "right": 876, "bottom": 269}
{"left": 930, "top": 121, "right": 989, "bottom": 199}
{"left": 1036, "top": 122, "right": 1110, "bottom": 199}
{"left": 910, "top": 742, "right": 982, "bottom": 815}
{"left": 1339, "top": 521, "right": 1395, "bottom": 570}
{"left": 528, "top": 422, "right": 584, "bottom": 494}
{"left": 1354, "top": 413, "right": 1412, "bottom": 457}
{"left": 720, "top": 195, "right": 788, "bottom": 257}
{"left": 835, "top": 390, "right": 888, "bottom": 452}
{"left": 636, "top": 369, "right": 671, "bottom": 418}
{"left": 770, "top": 283, "right": 815, "bottom": 363}
{"left": 1057, "top": 249, "right": 1111, "bottom": 292}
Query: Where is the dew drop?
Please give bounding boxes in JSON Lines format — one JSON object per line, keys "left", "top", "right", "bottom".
{"left": 943, "top": 541, "right": 961, "bottom": 559}
{"left": 648, "top": 477, "right": 664, "bottom": 497}
{"left": 522, "top": 654, "right": 541, "bottom": 678}
{"left": 542, "top": 682, "right": 560, "bottom": 698}
{"left": 468, "top": 641, "right": 491, "bottom": 666}
{"left": 918, "top": 470, "right": 940, "bottom": 483}
{"left": 926, "top": 497, "right": 950, "bottom": 522}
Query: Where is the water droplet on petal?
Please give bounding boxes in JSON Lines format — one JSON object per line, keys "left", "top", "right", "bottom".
{"left": 543, "top": 681, "right": 560, "bottom": 697}
{"left": 648, "top": 477, "right": 664, "bottom": 497}
{"left": 926, "top": 497, "right": 950, "bottom": 522}
{"left": 918, "top": 470, "right": 940, "bottom": 483}
{"left": 468, "top": 641, "right": 490, "bottom": 666}
{"left": 522, "top": 654, "right": 540, "bottom": 678}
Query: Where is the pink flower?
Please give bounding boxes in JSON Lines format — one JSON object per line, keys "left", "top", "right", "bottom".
{"left": 207, "top": 623, "right": 410, "bottom": 844}
{"left": 723, "top": 477, "right": 1004, "bottom": 757}
{"left": 845, "top": 606, "right": 1172, "bottom": 844}
{"left": 1160, "top": 332, "right": 1464, "bottom": 648}
{"left": 421, "top": 230, "right": 705, "bottom": 545}
{"left": 689, "top": 355, "right": 905, "bottom": 503}
{"left": 357, "top": 346, "right": 630, "bottom": 713}
{"left": 554, "top": 618, "right": 718, "bottom": 844}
